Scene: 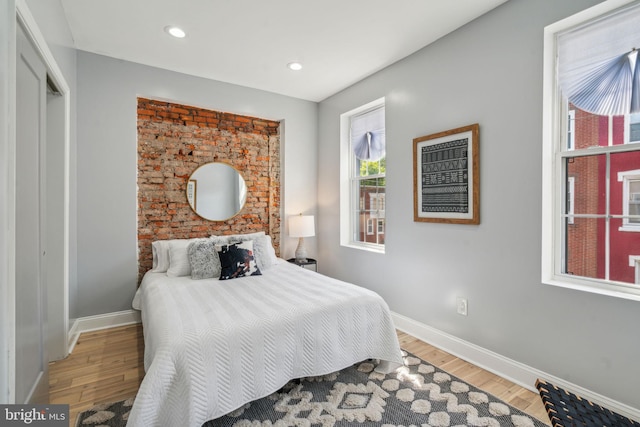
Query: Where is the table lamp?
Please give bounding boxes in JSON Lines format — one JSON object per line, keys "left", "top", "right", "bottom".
{"left": 289, "top": 214, "right": 315, "bottom": 262}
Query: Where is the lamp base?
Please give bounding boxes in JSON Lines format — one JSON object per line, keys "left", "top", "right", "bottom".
{"left": 295, "top": 237, "right": 308, "bottom": 263}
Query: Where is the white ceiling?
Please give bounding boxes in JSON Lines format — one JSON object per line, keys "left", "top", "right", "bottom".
{"left": 59, "top": 0, "right": 508, "bottom": 102}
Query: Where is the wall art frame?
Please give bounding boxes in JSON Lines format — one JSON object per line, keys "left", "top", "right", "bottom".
{"left": 413, "top": 123, "right": 479, "bottom": 224}
{"left": 187, "top": 179, "right": 197, "bottom": 211}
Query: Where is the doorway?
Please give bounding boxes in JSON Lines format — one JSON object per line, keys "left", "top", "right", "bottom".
{"left": 14, "top": 7, "right": 71, "bottom": 403}
{"left": 16, "top": 20, "right": 48, "bottom": 404}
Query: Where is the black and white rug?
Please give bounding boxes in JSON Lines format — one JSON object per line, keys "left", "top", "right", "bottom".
{"left": 76, "top": 351, "right": 548, "bottom": 427}
{"left": 75, "top": 396, "right": 134, "bottom": 427}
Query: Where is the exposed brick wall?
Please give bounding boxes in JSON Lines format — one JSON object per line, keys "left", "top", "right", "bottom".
{"left": 567, "top": 108, "right": 600, "bottom": 279}
{"left": 137, "top": 98, "right": 280, "bottom": 282}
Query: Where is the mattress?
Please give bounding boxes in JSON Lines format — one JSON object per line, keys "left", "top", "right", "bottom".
{"left": 127, "top": 260, "right": 403, "bottom": 427}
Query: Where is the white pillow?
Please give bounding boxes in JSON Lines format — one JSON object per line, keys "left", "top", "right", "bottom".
{"left": 150, "top": 239, "right": 180, "bottom": 273}
{"left": 265, "top": 235, "right": 278, "bottom": 263}
{"left": 166, "top": 238, "right": 205, "bottom": 277}
{"left": 211, "top": 231, "right": 265, "bottom": 244}
{"left": 253, "top": 235, "right": 278, "bottom": 271}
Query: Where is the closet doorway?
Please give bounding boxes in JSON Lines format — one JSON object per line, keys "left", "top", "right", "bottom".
{"left": 15, "top": 7, "right": 70, "bottom": 403}
{"left": 16, "top": 20, "right": 48, "bottom": 404}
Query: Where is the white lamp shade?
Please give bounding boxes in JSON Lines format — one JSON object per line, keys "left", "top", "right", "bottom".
{"left": 289, "top": 215, "right": 315, "bottom": 238}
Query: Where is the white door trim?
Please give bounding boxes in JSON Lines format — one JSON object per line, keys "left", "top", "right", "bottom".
{"left": 16, "top": 0, "right": 71, "bottom": 360}
{"left": 0, "top": 0, "right": 17, "bottom": 405}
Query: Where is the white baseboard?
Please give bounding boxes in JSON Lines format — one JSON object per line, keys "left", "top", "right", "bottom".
{"left": 68, "top": 309, "right": 141, "bottom": 354}
{"left": 391, "top": 311, "right": 640, "bottom": 422}
{"left": 63, "top": 309, "right": 638, "bottom": 420}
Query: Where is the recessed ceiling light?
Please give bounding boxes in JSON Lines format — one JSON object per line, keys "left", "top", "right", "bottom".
{"left": 164, "top": 26, "right": 186, "bottom": 38}
{"left": 287, "top": 62, "right": 303, "bottom": 71}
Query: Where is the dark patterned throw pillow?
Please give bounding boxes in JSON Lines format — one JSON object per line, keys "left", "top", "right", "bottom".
{"left": 217, "top": 240, "right": 262, "bottom": 280}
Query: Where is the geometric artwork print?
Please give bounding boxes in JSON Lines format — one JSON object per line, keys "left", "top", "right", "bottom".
{"left": 421, "top": 138, "right": 469, "bottom": 213}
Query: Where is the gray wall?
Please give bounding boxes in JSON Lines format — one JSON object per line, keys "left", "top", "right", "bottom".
{"left": 12, "top": 0, "right": 640, "bottom": 412}
{"left": 317, "top": 0, "right": 640, "bottom": 409}
{"left": 75, "top": 51, "right": 317, "bottom": 317}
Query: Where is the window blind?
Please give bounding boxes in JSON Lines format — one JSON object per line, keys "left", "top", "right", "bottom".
{"left": 350, "top": 106, "right": 385, "bottom": 161}
{"left": 557, "top": 2, "right": 640, "bottom": 116}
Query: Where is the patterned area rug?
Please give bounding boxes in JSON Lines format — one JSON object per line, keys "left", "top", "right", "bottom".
{"left": 75, "top": 396, "right": 134, "bottom": 426}
{"left": 76, "top": 351, "right": 548, "bottom": 427}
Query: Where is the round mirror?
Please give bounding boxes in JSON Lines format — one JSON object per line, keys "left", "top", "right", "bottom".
{"left": 186, "top": 162, "right": 247, "bottom": 221}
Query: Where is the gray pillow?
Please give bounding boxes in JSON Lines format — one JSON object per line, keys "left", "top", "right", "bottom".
{"left": 187, "top": 239, "right": 221, "bottom": 280}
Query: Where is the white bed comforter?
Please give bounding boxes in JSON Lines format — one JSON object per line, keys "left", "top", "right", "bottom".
{"left": 127, "top": 260, "right": 403, "bottom": 427}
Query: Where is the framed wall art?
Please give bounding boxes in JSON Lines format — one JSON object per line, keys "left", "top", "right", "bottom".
{"left": 413, "top": 123, "right": 479, "bottom": 224}
{"left": 187, "top": 179, "right": 197, "bottom": 211}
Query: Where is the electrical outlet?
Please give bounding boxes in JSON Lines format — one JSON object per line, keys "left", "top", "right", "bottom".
{"left": 456, "top": 297, "right": 468, "bottom": 316}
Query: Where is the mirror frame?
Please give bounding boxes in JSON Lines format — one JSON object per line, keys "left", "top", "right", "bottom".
{"left": 186, "top": 161, "right": 247, "bottom": 221}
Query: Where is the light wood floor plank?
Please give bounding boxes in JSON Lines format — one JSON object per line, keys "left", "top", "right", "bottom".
{"left": 49, "top": 324, "right": 550, "bottom": 426}
{"left": 49, "top": 324, "right": 145, "bottom": 425}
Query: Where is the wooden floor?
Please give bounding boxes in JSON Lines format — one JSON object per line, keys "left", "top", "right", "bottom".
{"left": 49, "top": 324, "right": 145, "bottom": 426}
{"left": 49, "top": 324, "right": 550, "bottom": 426}
{"left": 397, "top": 331, "right": 550, "bottom": 425}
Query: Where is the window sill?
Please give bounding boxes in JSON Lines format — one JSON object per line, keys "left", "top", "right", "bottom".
{"left": 618, "top": 226, "right": 640, "bottom": 232}
{"left": 542, "top": 275, "right": 640, "bottom": 301}
{"left": 341, "top": 242, "right": 385, "bottom": 254}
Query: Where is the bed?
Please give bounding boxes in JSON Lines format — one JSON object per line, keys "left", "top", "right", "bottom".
{"left": 127, "top": 235, "right": 403, "bottom": 427}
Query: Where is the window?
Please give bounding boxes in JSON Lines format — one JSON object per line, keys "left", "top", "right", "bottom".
{"left": 629, "top": 186, "right": 640, "bottom": 222}
{"left": 626, "top": 113, "right": 640, "bottom": 144}
{"left": 542, "top": 0, "right": 640, "bottom": 300}
{"left": 631, "top": 256, "right": 640, "bottom": 284}
{"left": 618, "top": 170, "right": 640, "bottom": 230}
{"left": 369, "top": 193, "right": 385, "bottom": 213}
{"left": 340, "top": 98, "right": 386, "bottom": 251}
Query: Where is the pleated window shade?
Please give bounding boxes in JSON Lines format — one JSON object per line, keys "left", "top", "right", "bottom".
{"left": 557, "top": 2, "right": 640, "bottom": 116}
{"left": 350, "top": 106, "right": 385, "bottom": 161}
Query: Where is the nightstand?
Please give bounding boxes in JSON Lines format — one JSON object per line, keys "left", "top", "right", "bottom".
{"left": 287, "top": 258, "right": 317, "bottom": 272}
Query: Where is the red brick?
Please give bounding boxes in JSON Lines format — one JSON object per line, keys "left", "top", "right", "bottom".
{"left": 171, "top": 107, "right": 190, "bottom": 115}
{"left": 136, "top": 97, "right": 281, "bottom": 283}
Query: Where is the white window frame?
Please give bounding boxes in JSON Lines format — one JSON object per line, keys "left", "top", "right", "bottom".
{"left": 369, "top": 193, "right": 379, "bottom": 217}
{"left": 567, "top": 110, "right": 575, "bottom": 151}
{"left": 630, "top": 256, "right": 640, "bottom": 284}
{"left": 618, "top": 169, "right": 640, "bottom": 231}
{"left": 377, "top": 219, "right": 385, "bottom": 234}
{"left": 366, "top": 218, "right": 374, "bottom": 235}
{"left": 566, "top": 176, "right": 575, "bottom": 225}
{"left": 624, "top": 113, "right": 640, "bottom": 144}
{"left": 542, "top": 0, "right": 640, "bottom": 301}
{"left": 340, "top": 97, "right": 386, "bottom": 253}
{"left": 369, "top": 193, "right": 386, "bottom": 218}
